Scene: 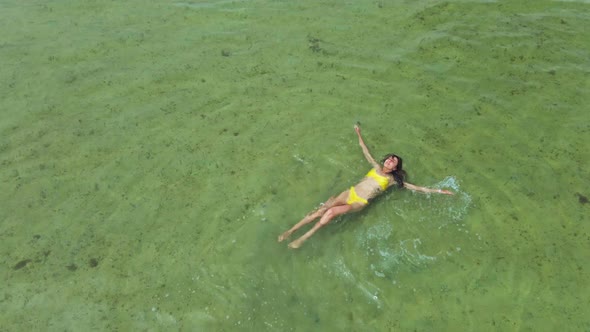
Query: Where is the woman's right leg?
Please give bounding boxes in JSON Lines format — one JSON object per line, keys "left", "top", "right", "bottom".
{"left": 278, "top": 191, "right": 349, "bottom": 242}
{"left": 288, "top": 202, "right": 364, "bottom": 249}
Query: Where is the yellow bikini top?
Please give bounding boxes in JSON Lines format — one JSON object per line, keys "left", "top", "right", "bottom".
{"left": 366, "top": 168, "right": 389, "bottom": 191}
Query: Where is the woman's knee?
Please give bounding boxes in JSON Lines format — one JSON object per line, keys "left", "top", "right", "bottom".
{"left": 320, "top": 206, "right": 346, "bottom": 225}
{"left": 324, "top": 207, "right": 336, "bottom": 218}
{"left": 319, "top": 208, "right": 334, "bottom": 225}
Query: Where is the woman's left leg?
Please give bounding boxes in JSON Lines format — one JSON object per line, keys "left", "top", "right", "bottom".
{"left": 278, "top": 191, "right": 348, "bottom": 242}
{"left": 288, "top": 202, "right": 363, "bottom": 249}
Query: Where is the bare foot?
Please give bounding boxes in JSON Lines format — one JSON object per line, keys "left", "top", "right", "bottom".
{"left": 278, "top": 231, "right": 291, "bottom": 242}
{"left": 288, "top": 239, "right": 303, "bottom": 249}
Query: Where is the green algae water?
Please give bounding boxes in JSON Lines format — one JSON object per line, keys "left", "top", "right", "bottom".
{"left": 1, "top": 0, "right": 589, "bottom": 330}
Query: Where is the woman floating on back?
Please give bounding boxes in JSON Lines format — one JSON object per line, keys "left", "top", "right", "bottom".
{"left": 278, "top": 124, "right": 454, "bottom": 249}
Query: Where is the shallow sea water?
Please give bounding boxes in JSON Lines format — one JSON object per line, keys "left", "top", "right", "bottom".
{"left": 1, "top": 0, "right": 589, "bottom": 331}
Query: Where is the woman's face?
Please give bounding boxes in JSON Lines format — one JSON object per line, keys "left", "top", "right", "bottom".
{"left": 383, "top": 155, "right": 398, "bottom": 171}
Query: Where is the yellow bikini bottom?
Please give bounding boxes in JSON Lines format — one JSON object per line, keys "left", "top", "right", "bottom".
{"left": 346, "top": 187, "right": 368, "bottom": 205}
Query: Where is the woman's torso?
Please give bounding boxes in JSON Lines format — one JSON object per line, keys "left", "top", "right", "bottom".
{"left": 353, "top": 168, "right": 394, "bottom": 201}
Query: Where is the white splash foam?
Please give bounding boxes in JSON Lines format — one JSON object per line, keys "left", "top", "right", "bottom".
{"left": 432, "top": 176, "right": 473, "bottom": 224}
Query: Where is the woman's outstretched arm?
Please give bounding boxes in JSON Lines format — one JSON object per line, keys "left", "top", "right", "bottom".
{"left": 404, "top": 182, "right": 454, "bottom": 195}
{"left": 354, "top": 124, "right": 380, "bottom": 169}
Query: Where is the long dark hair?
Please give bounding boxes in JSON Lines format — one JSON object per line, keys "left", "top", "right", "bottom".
{"left": 381, "top": 154, "right": 407, "bottom": 188}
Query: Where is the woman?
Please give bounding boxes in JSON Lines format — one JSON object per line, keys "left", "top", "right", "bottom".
{"left": 278, "top": 124, "right": 454, "bottom": 249}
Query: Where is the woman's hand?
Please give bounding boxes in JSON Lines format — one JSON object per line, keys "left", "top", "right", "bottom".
{"left": 405, "top": 183, "right": 454, "bottom": 195}
{"left": 438, "top": 189, "right": 454, "bottom": 195}
{"left": 353, "top": 123, "right": 379, "bottom": 168}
